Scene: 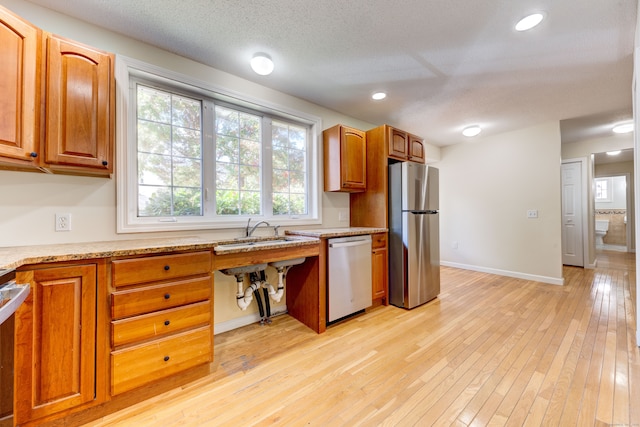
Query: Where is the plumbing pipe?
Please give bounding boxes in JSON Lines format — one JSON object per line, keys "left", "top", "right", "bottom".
{"left": 250, "top": 271, "right": 269, "bottom": 324}
{"left": 268, "top": 267, "right": 286, "bottom": 303}
{"left": 253, "top": 288, "right": 264, "bottom": 321}
{"left": 235, "top": 276, "right": 261, "bottom": 311}
{"left": 262, "top": 287, "right": 271, "bottom": 323}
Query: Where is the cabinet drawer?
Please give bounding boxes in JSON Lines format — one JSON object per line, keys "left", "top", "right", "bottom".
{"left": 112, "top": 251, "right": 212, "bottom": 287}
{"left": 371, "top": 232, "right": 387, "bottom": 249}
{"left": 112, "top": 301, "right": 211, "bottom": 347}
{"left": 111, "top": 326, "right": 212, "bottom": 395}
{"left": 111, "top": 276, "right": 211, "bottom": 319}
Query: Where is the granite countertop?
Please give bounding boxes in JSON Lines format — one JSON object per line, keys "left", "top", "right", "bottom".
{"left": 286, "top": 227, "right": 387, "bottom": 238}
{"left": 0, "top": 228, "right": 385, "bottom": 270}
{"left": 0, "top": 235, "right": 320, "bottom": 271}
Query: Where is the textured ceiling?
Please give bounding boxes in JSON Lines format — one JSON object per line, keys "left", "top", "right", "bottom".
{"left": 25, "top": 0, "right": 637, "bottom": 146}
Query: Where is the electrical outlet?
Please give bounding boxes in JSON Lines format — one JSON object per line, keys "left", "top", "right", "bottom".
{"left": 55, "top": 213, "right": 71, "bottom": 231}
{"left": 527, "top": 209, "right": 538, "bottom": 219}
{"left": 338, "top": 210, "right": 348, "bottom": 222}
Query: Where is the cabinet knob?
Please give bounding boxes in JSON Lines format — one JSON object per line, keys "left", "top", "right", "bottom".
{"left": 164, "top": 320, "right": 170, "bottom": 326}
{"left": 163, "top": 356, "right": 170, "bottom": 362}
{"left": 164, "top": 293, "right": 171, "bottom": 300}
{"left": 30, "top": 152, "right": 38, "bottom": 158}
{"left": 164, "top": 265, "right": 170, "bottom": 271}
{"left": 102, "top": 160, "right": 108, "bottom": 166}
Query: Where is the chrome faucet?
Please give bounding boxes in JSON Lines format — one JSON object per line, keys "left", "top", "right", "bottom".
{"left": 246, "top": 218, "right": 271, "bottom": 237}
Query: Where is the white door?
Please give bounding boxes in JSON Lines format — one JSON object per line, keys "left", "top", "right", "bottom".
{"left": 561, "top": 161, "right": 584, "bottom": 266}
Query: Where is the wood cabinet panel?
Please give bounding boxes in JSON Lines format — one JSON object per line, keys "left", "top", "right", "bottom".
{"left": 111, "top": 326, "right": 212, "bottom": 395}
{"left": 388, "top": 127, "right": 409, "bottom": 160}
{"left": 323, "top": 124, "right": 366, "bottom": 192}
{"left": 371, "top": 232, "right": 388, "bottom": 303}
{"left": 112, "top": 301, "right": 211, "bottom": 347}
{"left": 409, "top": 134, "right": 425, "bottom": 163}
{"left": 45, "top": 35, "right": 114, "bottom": 173}
{"left": 0, "top": 7, "right": 41, "bottom": 165}
{"left": 14, "top": 264, "right": 97, "bottom": 424}
{"left": 372, "top": 247, "right": 388, "bottom": 302}
{"left": 112, "top": 251, "right": 212, "bottom": 287}
{"left": 111, "top": 276, "right": 212, "bottom": 319}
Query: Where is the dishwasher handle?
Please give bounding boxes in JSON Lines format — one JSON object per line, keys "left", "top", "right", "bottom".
{"left": 329, "top": 240, "right": 371, "bottom": 249}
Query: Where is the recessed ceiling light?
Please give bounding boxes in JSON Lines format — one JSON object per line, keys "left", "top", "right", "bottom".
{"left": 607, "top": 150, "right": 622, "bottom": 155}
{"left": 612, "top": 122, "right": 634, "bottom": 134}
{"left": 372, "top": 92, "right": 387, "bottom": 100}
{"left": 250, "top": 53, "right": 274, "bottom": 76}
{"left": 462, "top": 125, "right": 482, "bottom": 137}
{"left": 515, "top": 13, "right": 544, "bottom": 31}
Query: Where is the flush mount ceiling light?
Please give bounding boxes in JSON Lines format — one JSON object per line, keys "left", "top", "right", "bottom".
{"left": 515, "top": 13, "right": 544, "bottom": 31}
{"left": 462, "top": 125, "right": 482, "bottom": 137}
{"left": 250, "top": 53, "right": 274, "bottom": 76}
{"left": 607, "top": 150, "right": 622, "bottom": 155}
{"left": 612, "top": 122, "right": 634, "bottom": 134}
{"left": 372, "top": 92, "right": 387, "bottom": 100}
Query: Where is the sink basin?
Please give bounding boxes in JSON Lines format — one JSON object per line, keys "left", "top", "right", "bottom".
{"left": 214, "top": 237, "right": 302, "bottom": 253}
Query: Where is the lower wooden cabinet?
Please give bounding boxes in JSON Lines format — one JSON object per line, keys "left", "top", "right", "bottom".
{"left": 14, "top": 262, "right": 106, "bottom": 425}
{"left": 371, "top": 233, "right": 388, "bottom": 304}
{"left": 111, "top": 326, "right": 212, "bottom": 395}
{"left": 110, "top": 252, "right": 213, "bottom": 396}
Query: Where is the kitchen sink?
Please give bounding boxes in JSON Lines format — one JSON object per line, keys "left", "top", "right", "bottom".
{"left": 214, "top": 237, "right": 309, "bottom": 253}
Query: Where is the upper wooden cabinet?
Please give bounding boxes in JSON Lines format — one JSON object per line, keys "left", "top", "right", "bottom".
{"left": 323, "top": 124, "right": 367, "bottom": 192}
{"left": 387, "top": 126, "right": 425, "bottom": 163}
{"left": 45, "top": 35, "right": 114, "bottom": 174}
{"left": 0, "top": 6, "right": 114, "bottom": 176}
{"left": 350, "top": 124, "right": 426, "bottom": 228}
{"left": 0, "top": 7, "right": 41, "bottom": 166}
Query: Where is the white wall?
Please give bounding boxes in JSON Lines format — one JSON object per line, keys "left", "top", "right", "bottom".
{"left": 595, "top": 176, "right": 627, "bottom": 210}
{"left": 437, "top": 122, "right": 564, "bottom": 284}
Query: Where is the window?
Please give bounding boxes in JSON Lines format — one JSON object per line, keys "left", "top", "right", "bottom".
{"left": 116, "top": 56, "right": 321, "bottom": 232}
{"left": 595, "top": 178, "right": 612, "bottom": 202}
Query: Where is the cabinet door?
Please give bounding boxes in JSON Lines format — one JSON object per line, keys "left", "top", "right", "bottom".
{"left": 0, "top": 7, "right": 40, "bottom": 164}
{"left": 408, "top": 134, "right": 425, "bottom": 163}
{"left": 14, "top": 264, "right": 97, "bottom": 424}
{"left": 372, "top": 247, "right": 388, "bottom": 302}
{"left": 387, "top": 127, "right": 408, "bottom": 160}
{"left": 45, "top": 35, "right": 113, "bottom": 172}
{"left": 340, "top": 126, "right": 366, "bottom": 190}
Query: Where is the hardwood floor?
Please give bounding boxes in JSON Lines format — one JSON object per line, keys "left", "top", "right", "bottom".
{"left": 88, "top": 251, "right": 639, "bottom": 426}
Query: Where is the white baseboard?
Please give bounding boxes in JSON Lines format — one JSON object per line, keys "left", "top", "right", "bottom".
{"left": 440, "top": 261, "right": 565, "bottom": 286}
{"left": 213, "top": 306, "right": 288, "bottom": 335}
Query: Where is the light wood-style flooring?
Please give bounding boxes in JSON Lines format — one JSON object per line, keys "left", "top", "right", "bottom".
{"left": 88, "top": 251, "right": 639, "bottom": 426}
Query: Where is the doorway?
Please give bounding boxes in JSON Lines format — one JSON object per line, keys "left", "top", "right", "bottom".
{"left": 594, "top": 174, "right": 630, "bottom": 251}
{"left": 593, "top": 149, "right": 634, "bottom": 254}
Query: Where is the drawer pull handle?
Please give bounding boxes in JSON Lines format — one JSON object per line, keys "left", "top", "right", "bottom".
{"left": 164, "top": 293, "right": 171, "bottom": 300}
{"left": 164, "top": 356, "right": 170, "bottom": 362}
{"left": 164, "top": 265, "right": 170, "bottom": 271}
{"left": 164, "top": 320, "right": 170, "bottom": 326}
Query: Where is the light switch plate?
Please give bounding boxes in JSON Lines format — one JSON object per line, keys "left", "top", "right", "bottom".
{"left": 527, "top": 210, "right": 538, "bottom": 219}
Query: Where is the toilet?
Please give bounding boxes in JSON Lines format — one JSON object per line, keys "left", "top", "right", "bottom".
{"left": 595, "top": 219, "right": 609, "bottom": 246}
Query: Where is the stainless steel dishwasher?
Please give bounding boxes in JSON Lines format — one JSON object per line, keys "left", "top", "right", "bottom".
{"left": 328, "top": 234, "right": 372, "bottom": 322}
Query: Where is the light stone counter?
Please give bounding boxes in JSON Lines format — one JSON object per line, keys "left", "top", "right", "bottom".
{"left": 286, "top": 227, "right": 387, "bottom": 239}
{"left": 0, "top": 235, "right": 319, "bottom": 270}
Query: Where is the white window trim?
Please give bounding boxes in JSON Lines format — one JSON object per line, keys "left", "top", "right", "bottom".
{"left": 115, "top": 55, "right": 322, "bottom": 233}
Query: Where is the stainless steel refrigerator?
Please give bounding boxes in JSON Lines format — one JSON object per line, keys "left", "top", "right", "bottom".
{"left": 388, "top": 162, "right": 440, "bottom": 309}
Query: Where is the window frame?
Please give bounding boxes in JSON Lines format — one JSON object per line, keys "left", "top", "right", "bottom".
{"left": 115, "top": 55, "right": 322, "bottom": 233}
